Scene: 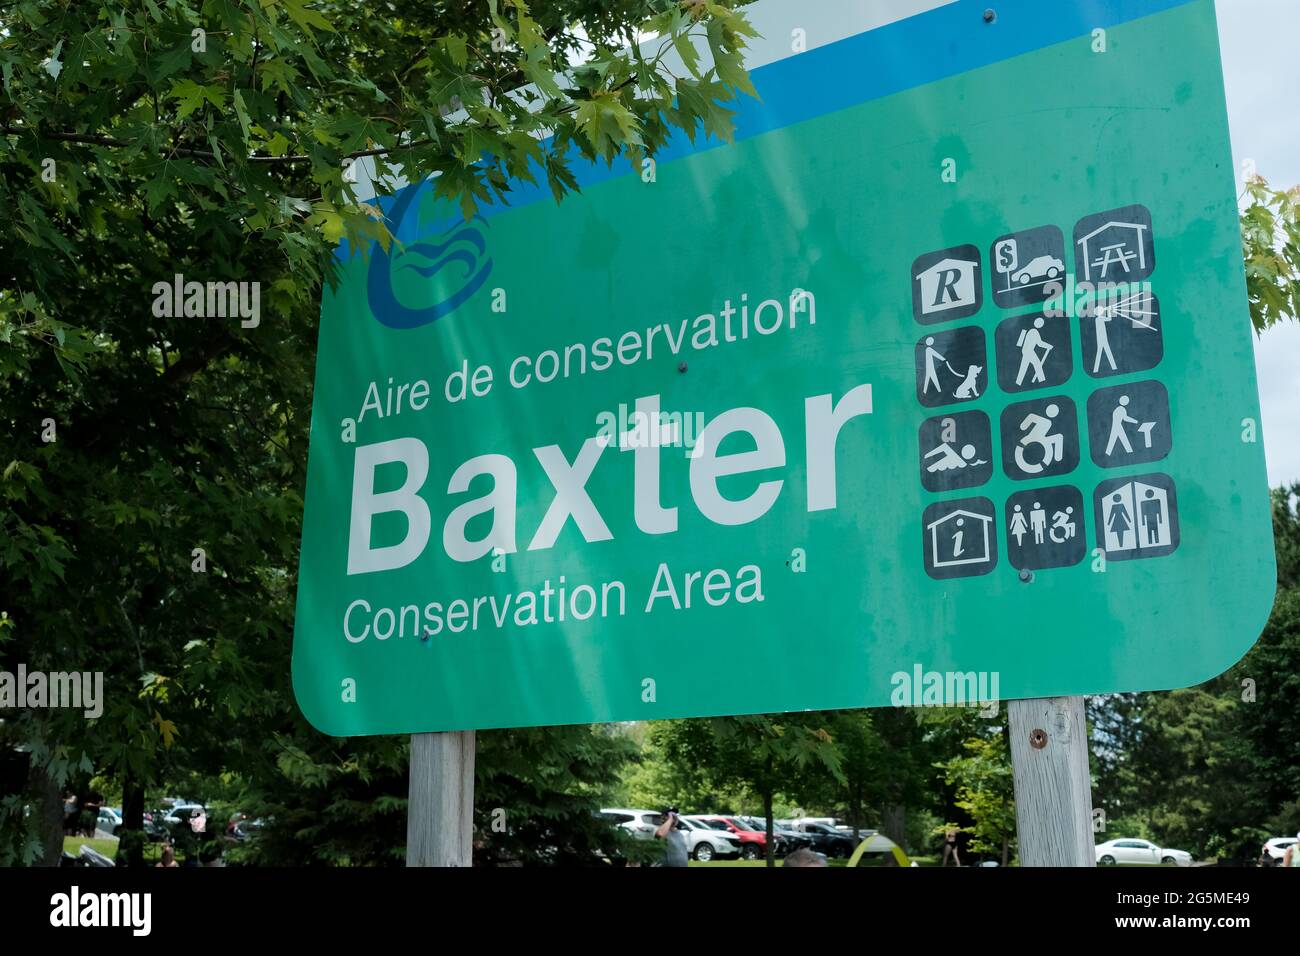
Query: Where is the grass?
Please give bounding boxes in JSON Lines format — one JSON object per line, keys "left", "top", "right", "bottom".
{"left": 63, "top": 836, "right": 118, "bottom": 858}
{"left": 64, "top": 835, "right": 168, "bottom": 863}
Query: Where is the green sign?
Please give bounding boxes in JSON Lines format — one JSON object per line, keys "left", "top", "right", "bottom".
{"left": 293, "top": 0, "right": 1274, "bottom": 735}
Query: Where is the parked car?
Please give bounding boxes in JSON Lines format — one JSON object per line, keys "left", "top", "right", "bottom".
{"left": 1096, "top": 838, "right": 1192, "bottom": 866}
{"left": 1012, "top": 255, "right": 1064, "bottom": 285}
{"left": 686, "top": 815, "right": 782, "bottom": 860}
{"left": 737, "top": 816, "right": 812, "bottom": 853}
{"left": 1259, "top": 837, "right": 1298, "bottom": 867}
{"left": 96, "top": 807, "right": 122, "bottom": 835}
{"left": 791, "top": 821, "right": 856, "bottom": 858}
{"left": 163, "top": 803, "right": 208, "bottom": 826}
{"left": 677, "top": 816, "right": 742, "bottom": 862}
{"left": 792, "top": 816, "right": 849, "bottom": 831}
{"left": 600, "top": 808, "right": 663, "bottom": 841}
{"left": 143, "top": 812, "right": 169, "bottom": 841}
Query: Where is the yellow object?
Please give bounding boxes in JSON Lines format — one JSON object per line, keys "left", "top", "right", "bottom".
{"left": 847, "top": 832, "right": 912, "bottom": 868}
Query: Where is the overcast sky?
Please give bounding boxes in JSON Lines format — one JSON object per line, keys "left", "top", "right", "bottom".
{"left": 1219, "top": 0, "right": 1300, "bottom": 487}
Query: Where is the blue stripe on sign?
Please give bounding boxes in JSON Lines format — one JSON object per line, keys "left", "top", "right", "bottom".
{"left": 351, "top": 0, "right": 1199, "bottom": 250}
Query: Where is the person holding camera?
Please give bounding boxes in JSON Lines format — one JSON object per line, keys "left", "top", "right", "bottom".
{"left": 654, "top": 807, "right": 689, "bottom": 868}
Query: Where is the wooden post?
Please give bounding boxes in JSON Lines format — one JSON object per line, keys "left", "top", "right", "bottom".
{"left": 407, "top": 730, "right": 475, "bottom": 867}
{"left": 1007, "top": 696, "right": 1095, "bottom": 867}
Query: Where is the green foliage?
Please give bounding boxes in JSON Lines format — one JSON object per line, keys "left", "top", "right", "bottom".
{"left": 0, "top": 0, "right": 755, "bottom": 866}
{"left": 935, "top": 717, "right": 1015, "bottom": 863}
{"left": 1089, "top": 484, "right": 1300, "bottom": 862}
{"left": 474, "top": 725, "right": 642, "bottom": 866}
{"left": 647, "top": 713, "right": 843, "bottom": 864}
{"left": 1241, "top": 176, "right": 1300, "bottom": 331}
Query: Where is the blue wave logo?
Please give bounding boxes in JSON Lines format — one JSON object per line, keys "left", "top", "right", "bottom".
{"left": 367, "top": 186, "right": 493, "bottom": 329}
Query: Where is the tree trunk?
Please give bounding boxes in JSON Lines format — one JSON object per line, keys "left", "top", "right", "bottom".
{"left": 31, "top": 761, "right": 65, "bottom": 867}
{"left": 851, "top": 781, "right": 862, "bottom": 842}
{"left": 763, "top": 789, "right": 775, "bottom": 868}
{"left": 882, "top": 803, "right": 906, "bottom": 852}
{"left": 117, "top": 775, "right": 146, "bottom": 867}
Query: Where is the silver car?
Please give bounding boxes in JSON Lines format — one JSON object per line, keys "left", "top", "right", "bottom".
{"left": 600, "top": 808, "right": 663, "bottom": 841}
{"left": 1095, "top": 838, "right": 1192, "bottom": 866}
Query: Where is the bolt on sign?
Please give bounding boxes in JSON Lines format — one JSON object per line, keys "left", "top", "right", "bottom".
{"left": 293, "top": 0, "right": 1274, "bottom": 735}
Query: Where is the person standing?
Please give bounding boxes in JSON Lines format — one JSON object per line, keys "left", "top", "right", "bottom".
{"left": 654, "top": 808, "right": 689, "bottom": 868}
{"left": 922, "top": 338, "right": 946, "bottom": 395}
{"left": 1092, "top": 308, "right": 1117, "bottom": 373}
{"left": 942, "top": 827, "right": 962, "bottom": 867}
{"left": 1284, "top": 833, "right": 1300, "bottom": 868}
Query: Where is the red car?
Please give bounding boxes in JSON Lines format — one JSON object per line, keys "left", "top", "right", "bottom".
{"left": 687, "top": 815, "right": 778, "bottom": 860}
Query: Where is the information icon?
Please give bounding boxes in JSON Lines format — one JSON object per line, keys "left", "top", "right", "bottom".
{"left": 923, "top": 497, "right": 998, "bottom": 579}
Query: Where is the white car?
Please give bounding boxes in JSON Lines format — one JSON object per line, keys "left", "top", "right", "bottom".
{"left": 1096, "top": 838, "right": 1192, "bottom": 866}
{"left": 1260, "top": 837, "right": 1297, "bottom": 866}
{"left": 600, "top": 808, "right": 663, "bottom": 841}
{"left": 96, "top": 807, "right": 122, "bottom": 835}
{"left": 677, "top": 816, "right": 742, "bottom": 862}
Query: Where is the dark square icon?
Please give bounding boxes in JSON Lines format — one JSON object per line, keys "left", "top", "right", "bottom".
{"left": 1094, "top": 473, "right": 1179, "bottom": 560}
{"left": 1086, "top": 380, "right": 1172, "bottom": 468}
{"left": 916, "top": 326, "right": 987, "bottom": 408}
{"left": 1005, "top": 485, "right": 1086, "bottom": 571}
{"left": 999, "top": 395, "right": 1080, "bottom": 481}
{"left": 1079, "top": 288, "right": 1163, "bottom": 377}
{"left": 990, "top": 225, "right": 1066, "bottom": 309}
{"left": 919, "top": 411, "right": 993, "bottom": 493}
{"left": 912, "top": 245, "right": 983, "bottom": 324}
{"left": 1073, "top": 204, "right": 1155, "bottom": 286}
{"left": 923, "top": 496, "right": 998, "bottom": 579}
{"left": 994, "top": 312, "right": 1073, "bottom": 393}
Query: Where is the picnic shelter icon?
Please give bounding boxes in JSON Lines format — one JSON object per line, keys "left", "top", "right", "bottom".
{"left": 1073, "top": 204, "right": 1155, "bottom": 284}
